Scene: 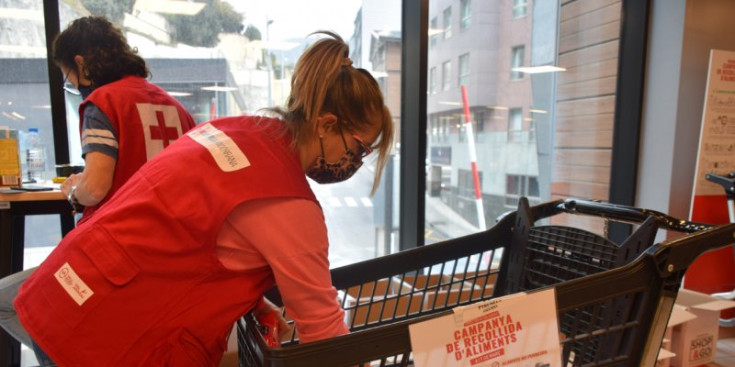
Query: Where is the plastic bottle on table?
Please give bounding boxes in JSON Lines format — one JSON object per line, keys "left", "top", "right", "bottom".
{"left": 17, "top": 129, "right": 27, "bottom": 183}
{"left": 25, "top": 128, "right": 46, "bottom": 182}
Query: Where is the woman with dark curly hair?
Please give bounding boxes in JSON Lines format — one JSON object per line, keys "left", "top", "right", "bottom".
{"left": 0, "top": 16, "right": 196, "bottom": 356}
{"left": 53, "top": 16, "right": 196, "bottom": 222}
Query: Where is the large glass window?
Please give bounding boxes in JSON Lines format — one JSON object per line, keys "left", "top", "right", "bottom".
{"left": 0, "top": 0, "right": 405, "bottom": 283}
{"left": 1, "top": 4, "right": 56, "bottom": 365}
{"left": 3, "top": 4, "right": 404, "bottom": 361}
{"left": 4, "top": 0, "right": 641, "bottom": 279}
{"left": 426, "top": 0, "right": 625, "bottom": 240}
{"left": 0, "top": 2, "right": 59, "bottom": 256}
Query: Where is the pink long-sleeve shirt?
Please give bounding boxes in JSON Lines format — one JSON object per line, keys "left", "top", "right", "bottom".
{"left": 216, "top": 197, "right": 349, "bottom": 343}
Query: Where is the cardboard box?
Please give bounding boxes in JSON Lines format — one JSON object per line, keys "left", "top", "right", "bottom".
{"left": 668, "top": 289, "right": 735, "bottom": 367}
{"left": 406, "top": 272, "right": 496, "bottom": 308}
{"left": 341, "top": 273, "right": 497, "bottom": 326}
{"left": 342, "top": 277, "right": 420, "bottom": 326}
{"left": 656, "top": 347, "right": 676, "bottom": 367}
{"left": 658, "top": 305, "right": 698, "bottom": 367}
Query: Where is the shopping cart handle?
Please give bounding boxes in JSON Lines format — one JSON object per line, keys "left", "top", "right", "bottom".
{"left": 705, "top": 172, "right": 735, "bottom": 196}
{"left": 560, "top": 198, "right": 713, "bottom": 233}
{"left": 650, "top": 222, "right": 735, "bottom": 276}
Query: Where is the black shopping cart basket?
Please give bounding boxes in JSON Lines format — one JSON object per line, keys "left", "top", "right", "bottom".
{"left": 237, "top": 198, "right": 731, "bottom": 367}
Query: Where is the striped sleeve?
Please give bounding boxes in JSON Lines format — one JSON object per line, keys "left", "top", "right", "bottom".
{"left": 81, "top": 103, "right": 119, "bottom": 160}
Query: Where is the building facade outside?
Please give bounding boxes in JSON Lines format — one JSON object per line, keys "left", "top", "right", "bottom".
{"left": 427, "top": 0, "right": 541, "bottom": 228}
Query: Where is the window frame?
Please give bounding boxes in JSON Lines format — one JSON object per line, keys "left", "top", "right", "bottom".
{"left": 441, "top": 60, "right": 451, "bottom": 91}
{"left": 44, "top": 1, "right": 70, "bottom": 166}
{"left": 507, "top": 107, "right": 523, "bottom": 142}
{"left": 510, "top": 45, "right": 524, "bottom": 80}
{"left": 460, "top": 0, "right": 471, "bottom": 30}
{"left": 442, "top": 6, "right": 452, "bottom": 40}
{"left": 458, "top": 169, "right": 483, "bottom": 198}
{"left": 504, "top": 174, "right": 540, "bottom": 208}
{"left": 513, "top": 0, "right": 528, "bottom": 19}
{"left": 458, "top": 52, "right": 470, "bottom": 87}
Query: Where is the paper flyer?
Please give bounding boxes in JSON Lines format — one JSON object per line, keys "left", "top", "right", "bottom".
{"left": 409, "top": 288, "right": 560, "bottom": 367}
{"left": 684, "top": 49, "right": 735, "bottom": 301}
{"left": 691, "top": 49, "right": 735, "bottom": 196}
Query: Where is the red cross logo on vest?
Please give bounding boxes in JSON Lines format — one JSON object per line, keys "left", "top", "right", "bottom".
{"left": 150, "top": 110, "right": 179, "bottom": 147}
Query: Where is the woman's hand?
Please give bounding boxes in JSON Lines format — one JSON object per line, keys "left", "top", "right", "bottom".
{"left": 60, "top": 173, "right": 82, "bottom": 197}
{"left": 254, "top": 297, "right": 293, "bottom": 341}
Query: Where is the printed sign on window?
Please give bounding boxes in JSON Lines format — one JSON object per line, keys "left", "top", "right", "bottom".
{"left": 409, "top": 288, "right": 561, "bottom": 367}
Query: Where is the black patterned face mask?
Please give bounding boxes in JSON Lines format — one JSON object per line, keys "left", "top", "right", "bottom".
{"left": 306, "top": 131, "right": 363, "bottom": 184}
{"left": 78, "top": 85, "right": 94, "bottom": 99}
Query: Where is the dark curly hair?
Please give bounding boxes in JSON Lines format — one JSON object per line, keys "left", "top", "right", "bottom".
{"left": 52, "top": 16, "right": 149, "bottom": 88}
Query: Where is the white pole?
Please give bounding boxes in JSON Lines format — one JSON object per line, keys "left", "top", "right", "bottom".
{"left": 461, "top": 85, "right": 486, "bottom": 230}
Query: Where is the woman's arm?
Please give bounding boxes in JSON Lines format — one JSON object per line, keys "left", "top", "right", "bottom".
{"left": 218, "top": 197, "right": 349, "bottom": 343}
{"left": 60, "top": 102, "right": 117, "bottom": 207}
{"left": 60, "top": 151, "right": 115, "bottom": 207}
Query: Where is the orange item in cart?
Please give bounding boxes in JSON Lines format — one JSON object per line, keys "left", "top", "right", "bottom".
{"left": 256, "top": 311, "right": 281, "bottom": 348}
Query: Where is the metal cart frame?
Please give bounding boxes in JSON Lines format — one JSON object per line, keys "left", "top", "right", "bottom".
{"left": 237, "top": 198, "right": 733, "bottom": 367}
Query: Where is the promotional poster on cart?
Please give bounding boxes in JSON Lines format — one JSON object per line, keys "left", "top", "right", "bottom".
{"left": 409, "top": 289, "right": 561, "bottom": 367}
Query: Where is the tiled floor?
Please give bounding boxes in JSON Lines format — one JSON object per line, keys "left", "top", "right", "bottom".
{"left": 713, "top": 338, "right": 735, "bottom": 366}
{"left": 708, "top": 327, "right": 735, "bottom": 366}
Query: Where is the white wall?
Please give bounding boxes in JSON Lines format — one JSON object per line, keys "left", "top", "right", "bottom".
{"left": 638, "top": 0, "right": 735, "bottom": 228}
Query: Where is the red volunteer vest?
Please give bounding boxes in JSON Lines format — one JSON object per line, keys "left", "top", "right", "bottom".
{"left": 16, "top": 117, "right": 316, "bottom": 366}
{"left": 79, "top": 76, "right": 196, "bottom": 222}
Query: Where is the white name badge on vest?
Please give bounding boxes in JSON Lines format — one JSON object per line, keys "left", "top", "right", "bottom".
{"left": 409, "top": 288, "right": 561, "bottom": 367}
{"left": 188, "top": 123, "right": 250, "bottom": 172}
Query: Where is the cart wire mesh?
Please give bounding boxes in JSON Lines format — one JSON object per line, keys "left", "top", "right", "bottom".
{"left": 237, "top": 198, "right": 731, "bottom": 367}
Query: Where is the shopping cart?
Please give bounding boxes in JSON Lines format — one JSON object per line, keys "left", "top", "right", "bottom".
{"left": 237, "top": 198, "right": 733, "bottom": 367}
{"left": 705, "top": 171, "right": 735, "bottom": 327}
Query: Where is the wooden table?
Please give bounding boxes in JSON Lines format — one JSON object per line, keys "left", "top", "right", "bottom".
{"left": 0, "top": 189, "right": 74, "bottom": 367}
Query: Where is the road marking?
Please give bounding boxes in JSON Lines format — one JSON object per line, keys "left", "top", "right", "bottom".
{"left": 322, "top": 196, "right": 376, "bottom": 208}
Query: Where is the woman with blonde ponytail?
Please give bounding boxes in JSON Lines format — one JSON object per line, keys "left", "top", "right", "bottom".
{"left": 271, "top": 30, "right": 393, "bottom": 193}
{"left": 14, "top": 31, "right": 394, "bottom": 367}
